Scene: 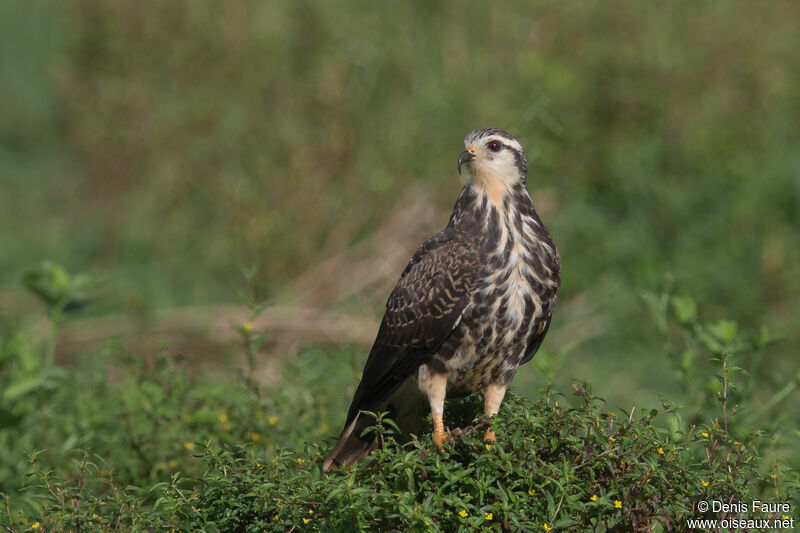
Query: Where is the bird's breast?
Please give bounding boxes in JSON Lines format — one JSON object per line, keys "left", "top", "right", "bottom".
{"left": 441, "top": 201, "right": 558, "bottom": 390}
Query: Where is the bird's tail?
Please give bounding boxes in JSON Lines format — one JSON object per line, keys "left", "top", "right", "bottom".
{"left": 322, "top": 414, "right": 378, "bottom": 472}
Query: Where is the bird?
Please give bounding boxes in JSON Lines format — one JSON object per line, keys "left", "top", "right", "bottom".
{"left": 323, "top": 128, "right": 560, "bottom": 472}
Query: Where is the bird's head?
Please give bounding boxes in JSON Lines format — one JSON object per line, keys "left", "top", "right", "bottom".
{"left": 457, "top": 129, "right": 527, "bottom": 189}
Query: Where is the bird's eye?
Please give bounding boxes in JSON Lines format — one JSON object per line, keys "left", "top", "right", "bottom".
{"left": 487, "top": 140, "right": 502, "bottom": 152}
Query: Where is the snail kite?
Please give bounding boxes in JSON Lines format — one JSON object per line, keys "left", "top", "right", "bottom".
{"left": 323, "top": 129, "right": 560, "bottom": 471}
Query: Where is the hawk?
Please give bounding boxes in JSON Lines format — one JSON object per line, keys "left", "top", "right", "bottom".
{"left": 323, "top": 129, "right": 560, "bottom": 471}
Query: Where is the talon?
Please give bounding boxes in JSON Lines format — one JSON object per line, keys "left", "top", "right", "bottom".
{"left": 484, "top": 428, "right": 496, "bottom": 444}
{"left": 433, "top": 429, "right": 451, "bottom": 452}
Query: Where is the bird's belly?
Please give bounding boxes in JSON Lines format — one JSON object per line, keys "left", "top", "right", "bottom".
{"left": 440, "top": 262, "right": 543, "bottom": 393}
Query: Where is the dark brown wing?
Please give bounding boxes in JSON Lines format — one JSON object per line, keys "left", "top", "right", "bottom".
{"left": 344, "top": 227, "right": 477, "bottom": 425}
{"left": 519, "top": 313, "right": 552, "bottom": 366}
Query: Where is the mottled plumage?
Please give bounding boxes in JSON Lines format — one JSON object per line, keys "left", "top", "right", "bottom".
{"left": 324, "top": 129, "right": 560, "bottom": 471}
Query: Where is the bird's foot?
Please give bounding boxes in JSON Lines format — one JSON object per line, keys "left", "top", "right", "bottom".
{"left": 483, "top": 428, "right": 497, "bottom": 444}
{"left": 433, "top": 429, "right": 452, "bottom": 452}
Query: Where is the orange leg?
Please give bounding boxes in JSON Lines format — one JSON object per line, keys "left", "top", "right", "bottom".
{"left": 418, "top": 365, "right": 450, "bottom": 451}
{"left": 483, "top": 383, "right": 509, "bottom": 443}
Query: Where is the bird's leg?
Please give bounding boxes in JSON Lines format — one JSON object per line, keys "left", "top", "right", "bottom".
{"left": 483, "top": 383, "right": 508, "bottom": 444}
{"left": 418, "top": 364, "right": 450, "bottom": 452}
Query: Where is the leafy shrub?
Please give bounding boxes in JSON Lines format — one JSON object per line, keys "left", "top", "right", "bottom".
{"left": 0, "top": 270, "right": 797, "bottom": 531}
{"left": 2, "top": 376, "right": 796, "bottom": 532}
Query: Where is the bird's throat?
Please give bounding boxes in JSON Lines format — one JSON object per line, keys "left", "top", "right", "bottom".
{"left": 470, "top": 171, "right": 516, "bottom": 207}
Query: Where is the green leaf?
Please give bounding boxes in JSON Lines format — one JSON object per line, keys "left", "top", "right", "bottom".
{"left": 671, "top": 295, "right": 697, "bottom": 325}
{"left": 708, "top": 320, "right": 738, "bottom": 344}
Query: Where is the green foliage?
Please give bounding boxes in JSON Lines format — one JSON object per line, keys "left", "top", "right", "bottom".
{"left": 2, "top": 383, "right": 795, "bottom": 532}
{"left": 1, "top": 297, "right": 798, "bottom": 531}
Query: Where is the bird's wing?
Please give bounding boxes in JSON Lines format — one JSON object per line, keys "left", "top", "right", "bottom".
{"left": 519, "top": 313, "right": 552, "bottom": 366}
{"left": 344, "top": 228, "right": 477, "bottom": 425}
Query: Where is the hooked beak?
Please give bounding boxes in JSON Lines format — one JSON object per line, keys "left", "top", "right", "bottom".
{"left": 457, "top": 146, "right": 477, "bottom": 175}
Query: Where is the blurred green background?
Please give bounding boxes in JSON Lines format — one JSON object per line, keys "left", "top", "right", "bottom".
{"left": 2, "top": 1, "right": 799, "bottom": 446}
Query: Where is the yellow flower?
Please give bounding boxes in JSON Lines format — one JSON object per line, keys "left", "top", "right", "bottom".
{"left": 609, "top": 436, "right": 616, "bottom": 441}
{"left": 268, "top": 416, "right": 279, "bottom": 426}
{"left": 297, "top": 458, "right": 304, "bottom": 465}
{"left": 256, "top": 463, "right": 261, "bottom": 467}
{"left": 657, "top": 447, "right": 665, "bottom": 454}
{"left": 783, "top": 515, "right": 790, "bottom": 520}
{"left": 251, "top": 432, "right": 261, "bottom": 442}
{"left": 701, "top": 480, "right": 709, "bottom": 487}
{"left": 543, "top": 524, "right": 552, "bottom": 532}
{"left": 92, "top": 514, "right": 101, "bottom": 520}
{"left": 485, "top": 512, "right": 493, "bottom": 520}
{"left": 302, "top": 518, "right": 310, "bottom": 524}
{"left": 218, "top": 411, "right": 229, "bottom": 423}
{"left": 459, "top": 509, "right": 468, "bottom": 518}
{"left": 223, "top": 422, "right": 233, "bottom": 432}
{"left": 528, "top": 489, "right": 536, "bottom": 496}
{"left": 183, "top": 441, "right": 195, "bottom": 451}
{"left": 168, "top": 460, "right": 178, "bottom": 468}
{"left": 590, "top": 494, "right": 598, "bottom": 502}
{"left": 701, "top": 431, "right": 709, "bottom": 438}
{"left": 425, "top": 521, "right": 430, "bottom": 525}
{"left": 770, "top": 473, "right": 778, "bottom": 479}
{"left": 308, "top": 509, "right": 314, "bottom": 515}
{"left": 733, "top": 441, "right": 741, "bottom": 446}
{"left": 614, "top": 500, "right": 622, "bottom": 509}
{"left": 273, "top": 515, "right": 279, "bottom": 521}
{"left": 609, "top": 412, "right": 616, "bottom": 417}
{"left": 530, "top": 437, "right": 535, "bottom": 443}
{"left": 31, "top": 523, "right": 41, "bottom": 530}
{"left": 485, "top": 444, "right": 492, "bottom": 450}
{"left": 243, "top": 321, "right": 254, "bottom": 331}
